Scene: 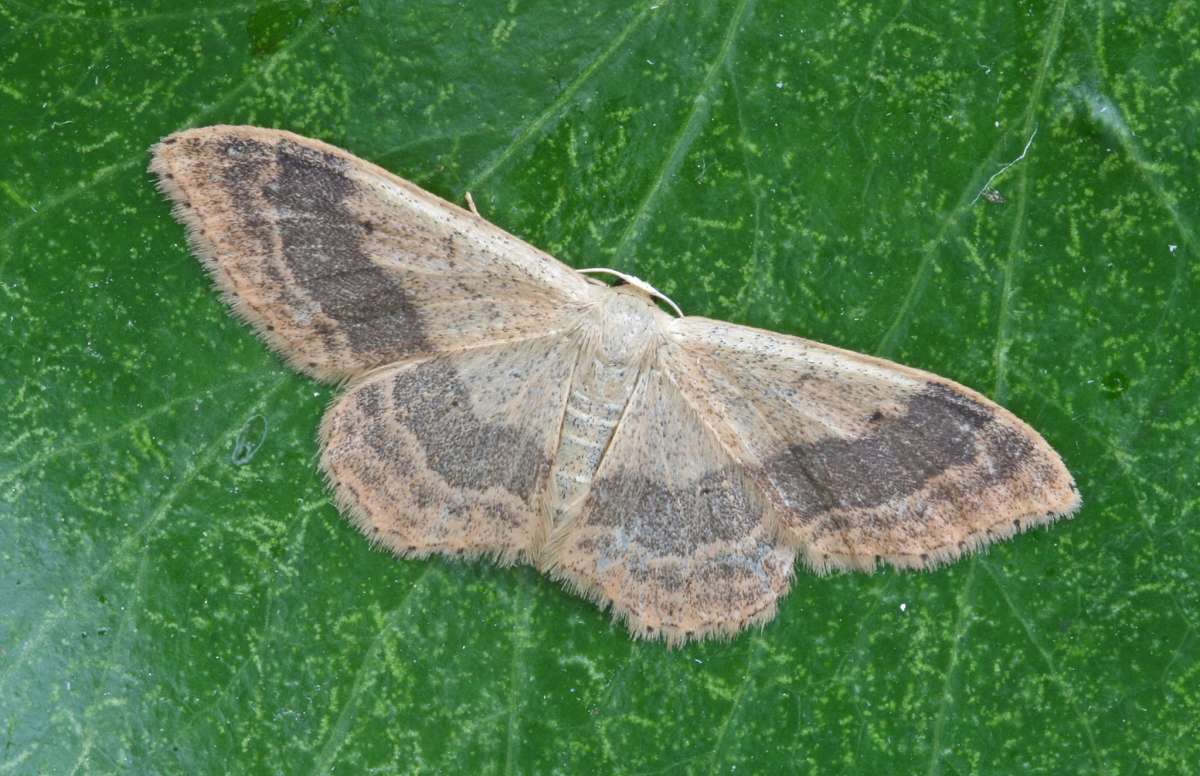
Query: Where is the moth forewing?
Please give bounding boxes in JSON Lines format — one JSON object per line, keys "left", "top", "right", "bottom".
{"left": 665, "top": 317, "right": 1081, "bottom": 574}
{"left": 149, "top": 125, "right": 593, "bottom": 381}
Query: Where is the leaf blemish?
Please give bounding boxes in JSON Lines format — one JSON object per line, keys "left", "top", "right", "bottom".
{"left": 231, "top": 413, "right": 269, "bottom": 465}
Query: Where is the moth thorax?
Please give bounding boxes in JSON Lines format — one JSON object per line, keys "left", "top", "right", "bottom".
{"left": 597, "top": 289, "right": 660, "bottom": 365}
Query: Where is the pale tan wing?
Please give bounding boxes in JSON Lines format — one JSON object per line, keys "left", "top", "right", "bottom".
{"left": 663, "top": 317, "right": 1081, "bottom": 573}
{"left": 149, "top": 125, "right": 594, "bottom": 382}
{"left": 320, "top": 330, "right": 585, "bottom": 565}
{"left": 547, "top": 364, "right": 796, "bottom": 645}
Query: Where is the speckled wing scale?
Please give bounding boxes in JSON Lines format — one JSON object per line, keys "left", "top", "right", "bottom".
{"left": 151, "top": 125, "right": 1081, "bottom": 646}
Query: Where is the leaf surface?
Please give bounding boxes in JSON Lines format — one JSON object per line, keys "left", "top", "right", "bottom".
{"left": 2, "top": 1, "right": 1197, "bottom": 773}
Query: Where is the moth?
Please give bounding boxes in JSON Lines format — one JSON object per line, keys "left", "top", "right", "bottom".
{"left": 150, "top": 126, "right": 1081, "bottom": 645}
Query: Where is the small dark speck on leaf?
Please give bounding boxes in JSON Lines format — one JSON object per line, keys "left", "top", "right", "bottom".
{"left": 246, "top": 2, "right": 310, "bottom": 58}
{"left": 1101, "top": 370, "right": 1129, "bottom": 399}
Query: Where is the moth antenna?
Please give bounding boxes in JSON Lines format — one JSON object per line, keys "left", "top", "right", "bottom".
{"left": 464, "top": 191, "right": 480, "bottom": 216}
{"left": 576, "top": 267, "right": 684, "bottom": 317}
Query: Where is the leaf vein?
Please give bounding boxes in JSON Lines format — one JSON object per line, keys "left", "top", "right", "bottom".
{"left": 609, "top": 0, "right": 757, "bottom": 264}
{"left": 464, "top": 1, "right": 657, "bottom": 192}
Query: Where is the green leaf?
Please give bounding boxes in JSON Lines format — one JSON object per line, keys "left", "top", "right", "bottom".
{"left": 2, "top": 0, "right": 1197, "bottom": 773}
